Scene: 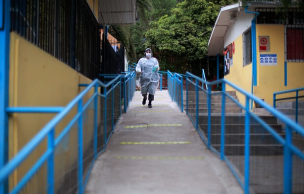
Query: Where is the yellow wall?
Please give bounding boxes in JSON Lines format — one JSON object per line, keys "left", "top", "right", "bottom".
{"left": 8, "top": 32, "right": 95, "bottom": 192}
{"left": 225, "top": 35, "right": 253, "bottom": 106}
{"left": 87, "top": 0, "right": 99, "bottom": 19}
{"left": 225, "top": 24, "right": 304, "bottom": 107}
{"left": 255, "top": 25, "right": 304, "bottom": 105}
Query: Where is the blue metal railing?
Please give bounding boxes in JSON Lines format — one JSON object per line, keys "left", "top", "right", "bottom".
{"left": 274, "top": 87, "right": 304, "bottom": 124}
{"left": 0, "top": 72, "right": 136, "bottom": 194}
{"left": 169, "top": 71, "right": 304, "bottom": 194}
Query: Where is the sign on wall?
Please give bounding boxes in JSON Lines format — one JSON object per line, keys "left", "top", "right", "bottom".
{"left": 259, "top": 36, "right": 270, "bottom": 52}
{"left": 260, "top": 54, "right": 277, "bottom": 66}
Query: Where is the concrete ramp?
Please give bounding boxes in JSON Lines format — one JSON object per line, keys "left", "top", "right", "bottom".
{"left": 85, "top": 90, "right": 242, "bottom": 194}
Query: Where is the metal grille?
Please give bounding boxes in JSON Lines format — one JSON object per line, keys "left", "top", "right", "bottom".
{"left": 243, "top": 28, "right": 252, "bottom": 66}
{"left": 10, "top": 0, "right": 101, "bottom": 80}
{"left": 286, "top": 27, "right": 304, "bottom": 61}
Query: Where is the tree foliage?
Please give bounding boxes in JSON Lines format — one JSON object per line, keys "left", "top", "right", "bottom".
{"left": 144, "top": 0, "right": 236, "bottom": 73}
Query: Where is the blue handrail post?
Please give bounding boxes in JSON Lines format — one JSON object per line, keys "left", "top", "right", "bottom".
{"left": 160, "top": 74, "right": 163, "bottom": 91}
{"left": 173, "top": 75, "right": 176, "bottom": 102}
{"left": 273, "top": 93, "right": 276, "bottom": 108}
{"left": 186, "top": 74, "right": 189, "bottom": 115}
{"left": 123, "top": 79, "right": 127, "bottom": 113}
{"left": 207, "top": 86, "right": 211, "bottom": 148}
{"left": 104, "top": 87, "right": 107, "bottom": 148}
{"left": 244, "top": 96, "right": 251, "bottom": 194}
{"left": 119, "top": 77, "right": 121, "bottom": 117}
{"left": 77, "top": 99, "right": 84, "bottom": 194}
{"left": 181, "top": 76, "right": 184, "bottom": 113}
{"left": 0, "top": 1, "right": 10, "bottom": 193}
{"left": 195, "top": 80, "right": 199, "bottom": 130}
{"left": 220, "top": 82, "right": 226, "bottom": 160}
{"left": 94, "top": 84, "right": 98, "bottom": 159}
{"left": 295, "top": 91, "right": 298, "bottom": 123}
{"left": 283, "top": 125, "right": 293, "bottom": 194}
{"left": 112, "top": 83, "right": 115, "bottom": 131}
{"left": 47, "top": 128, "right": 55, "bottom": 194}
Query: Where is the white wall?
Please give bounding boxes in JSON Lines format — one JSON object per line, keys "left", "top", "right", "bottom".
{"left": 224, "top": 11, "right": 254, "bottom": 47}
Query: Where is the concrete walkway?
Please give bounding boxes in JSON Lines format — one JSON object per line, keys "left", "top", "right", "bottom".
{"left": 85, "top": 90, "right": 243, "bottom": 194}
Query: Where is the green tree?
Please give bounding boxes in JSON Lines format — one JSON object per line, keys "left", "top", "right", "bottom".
{"left": 144, "top": 0, "right": 236, "bottom": 74}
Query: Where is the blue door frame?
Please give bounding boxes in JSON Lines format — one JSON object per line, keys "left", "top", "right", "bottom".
{"left": 0, "top": 0, "right": 10, "bottom": 193}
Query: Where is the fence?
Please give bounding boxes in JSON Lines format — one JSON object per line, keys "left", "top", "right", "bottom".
{"left": 0, "top": 73, "right": 136, "bottom": 194}
{"left": 274, "top": 87, "right": 304, "bottom": 124}
{"left": 169, "top": 70, "right": 304, "bottom": 194}
{"left": 10, "top": 0, "right": 101, "bottom": 80}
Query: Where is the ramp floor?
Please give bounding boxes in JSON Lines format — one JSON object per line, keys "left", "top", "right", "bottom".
{"left": 85, "top": 90, "right": 242, "bottom": 194}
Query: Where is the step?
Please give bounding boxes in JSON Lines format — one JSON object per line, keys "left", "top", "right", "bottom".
{"left": 276, "top": 108, "right": 304, "bottom": 115}
{"left": 197, "top": 113, "right": 278, "bottom": 125}
{"left": 186, "top": 102, "right": 239, "bottom": 108}
{"left": 183, "top": 95, "right": 238, "bottom": 101}
{"left": 212, "top": 144, "right": 283, "bottom": 155}
{"left": 185, "top": 91, "right": 237, "bottom": 96}
{"left": 206, "top": 134, "right": 284, "bottom": 145}
{"left": 186, "top": 107, "right": 242, "bottom": 113}
{"left": 199, "top": 124, "right": 283, "bottom": 134}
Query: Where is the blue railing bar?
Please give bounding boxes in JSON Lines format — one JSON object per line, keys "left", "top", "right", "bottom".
{"left": 283, "top": 125, "right": 293, "bottom": 194}
{"left": 274, "top": 87, "right": 304, "bottom": 95}
{"left": 6, "top": 107, "right": 64, "bottom": 113}
{"left": 207, "top": 86, "right": 212, "bottom": 148}
{"left": 77, "top": 99, "right": 83, "bottom": 194}
{"left": 296, "top": 91, "right": 299, "bottom": 123}
{"left": 83, "top": 93, "right": 97, "bottom": 112}
{"left": 195, "top": 80, "right": 199, "bottom": 129}
{"left": 284, "top": 62, "right": 287, "bottom": 86}
{"left": 196, "top": 127, "right": 208, "bottom": 146}
{"left": 209, "top": 146, "right": 220, "bottom": 157}
{"left": 103, "top": 87, "right": 107, "bottom": 149}
{"left": 47, "top": 128, "right": 55, "bottom": 194}
{"left": 83, "top": 159, "right": 95, "bottom": 191}
{"left": 94, "top": 84, "right": 98, "bottom": 160}
{"left": 105, "top": 81, "right": 120, "bottom": 96}
{"left": 181, "top": 76, "right": 184, "bottom": 112}
{"left": 244, "top": 96, "right": 250, "bottom": 194}
{"left": 248, "top": 112, "right": 285, "bottom": 145}
{"left": 186, "top": 75, "right": 189, "bottom": 115}
{"left": 290, "top": 144, "right": 304, "bottom": 160}
{"left": 275, "top": 96, "right": 304, "bottom": 101}
{"left": 10, "top": 150, "right": 52, "bottom": 194}
{"left": 55, "top": 113, "right": 81, "bottom": 146}
{"left": 98, "top": 93, "right": 106, "bottom": 98}
{"left": 220, "top": 82, "right": 226, "bottom": 160}
{"left": 224, "top": 156, "right": 245, "bottom": 190}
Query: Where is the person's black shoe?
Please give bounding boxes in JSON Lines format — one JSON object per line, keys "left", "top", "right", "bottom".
{"left": 142, "top": 98, "right": 147, "bottom": 105}
{"left": 148, "top": 104, "right": 152, "bottom": 108}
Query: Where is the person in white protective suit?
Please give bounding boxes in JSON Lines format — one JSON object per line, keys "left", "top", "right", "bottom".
{"left": 136, "top": 48, "right": 160, "bottom": 108}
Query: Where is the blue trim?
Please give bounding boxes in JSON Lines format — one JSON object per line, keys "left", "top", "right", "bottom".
{"left": 77, "top": 100, "right": 83, "bottom": 194}
{"left": 0, "top": 0, "right": 10, "bottom": 193}
{"left": 207, "top": 86, "right": 211, "bottom": 148}
{"left": 47, "top": 129, "right": 55, "bottom": 194}
{"left": 284, "top": 62, "right": 287, "bottom": 86}
{"left": 244, "top": 96, "right": 251, "bottom": 194}
{"left": 7, "top": 107, "right": 64, "bottom": 113}
{"left": 220, "top": 82, "right": 226, "bottom": 160}
{"left": 283, "top": 125, "right": 292, "bottom": 194}
{"left": 94, "top": 84, "right": 98, "bottom": 159}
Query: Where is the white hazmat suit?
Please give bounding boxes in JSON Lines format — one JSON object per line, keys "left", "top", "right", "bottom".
{"left": 136, "top": 48, "right": 160, "bottom": 108}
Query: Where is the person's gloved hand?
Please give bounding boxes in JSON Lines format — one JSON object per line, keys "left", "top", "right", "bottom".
{"left": 152, "top": 66, "right": 158, "bottom": 72}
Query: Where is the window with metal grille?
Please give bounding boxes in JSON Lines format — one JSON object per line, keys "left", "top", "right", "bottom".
{"left": 10, "top": 0, "right": 101, "bottom": 80}
{"left": 286, "top": 27, "right": 304, "bottom": 61}
{"left": 243, "top": 28, "right": 252, "bottom": 66}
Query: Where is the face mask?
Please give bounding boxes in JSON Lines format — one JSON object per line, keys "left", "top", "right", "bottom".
{"left": 146, "top": 53, "right": 151, "bottom": 59}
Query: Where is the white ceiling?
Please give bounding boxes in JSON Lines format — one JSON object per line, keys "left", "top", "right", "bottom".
{"left": 98, "top": 0, "right": 136, "bottom": 25}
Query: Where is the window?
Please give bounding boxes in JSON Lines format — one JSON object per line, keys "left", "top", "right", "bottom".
{"left": 243, "top": 28, "right": 252, "bottom": 66}
{"left": 286, "top": 27, "right": 304, "bottom": 61}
